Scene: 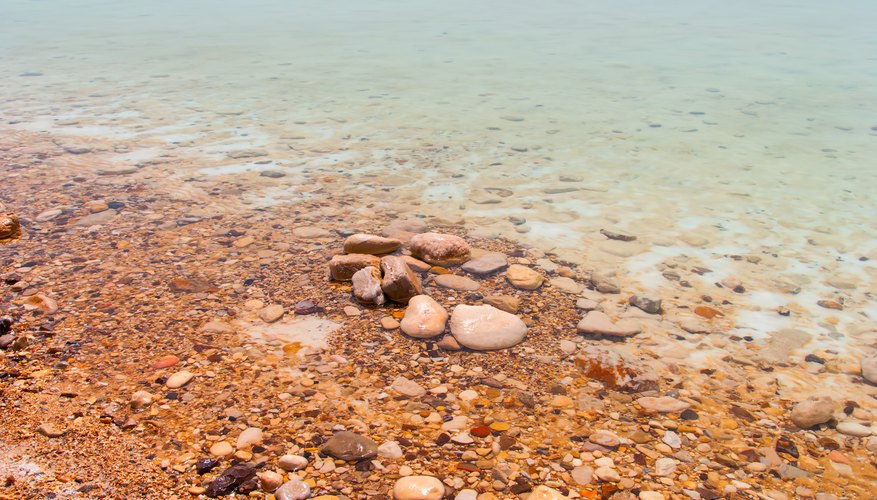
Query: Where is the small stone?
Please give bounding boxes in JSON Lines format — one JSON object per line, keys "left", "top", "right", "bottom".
{"left": 277, "top": 454, "right": 308, "bottom": 471}
{"left": 590, "top": 270, "right": 620, "bottom": 293}
{"left": 636, "top": 396, "right": 690, "bottom": 413}
{"left": 409, "top": 232, "right": 471, "bottom": 265}
{"left": 36, "top": 423, "right": 65, "bottom": 438}
{"left": 328, "top": 253, "right": 382, "bottom": 281}
{"left": 401, "top": 295, "right": 448, "bottom": 338}
{"left": 571, "top": 466, "right": 593, "bottom": 485}
{"left": 204, "top": 465, "right": 256, "bottom": 497}
{"left": 600, "top": 229, "right": 636, "bottom": 242}
{"left": 437, "top": 335, "right": 462, "bottom": 351}
{"left": 434, "top": 274, "right": 480, "bottom": 291}
{"left": 589, "top": 431, "right": 620, "bottom": 448}
{"left": 575, "top": 346, "right": 658, "bottom": 392}
{"left": 629, "top": 295, "right": 662, "bottom": 314}
{"left": 391, "top": 376, "right": 426, "bottom": 397}
{"left": 258, "top": 471, "right": 284, "bottom": 492}
{"left": 209, "top": 441, "right": 234, "bottom": 457}
{"left": 274, "top": 478, "right": 311, "bottom": 500}
{"left": 575, "top": 298, "right": 599, "bottom": 310}
{"left": 343, "top": 233, "right": 402, "bottom": 255}
{"left": 594, "top": 466, "right": 620, "bottom": 482}
{"left": 153, "top": 355, "right": 179, "bottom": 369}
{"left": 381, "top": 256, "right": 423, "bottom": 304}
{"left": 506, "top": 264, "right": 544, "bottom": 290}
{"left": 817, "top": 299, "right": 843, "bottom": 310}
{"left": 0, "top": 213, "right": 21, "bottom": 241}
{"left": 449, "top": 304, "right": 527, "bottom": 351}
{"left": 662, "top": 431, "right": 681, "bottom": 449}
{"left": 377, "top": 440, "right": 403, "bottom": 460}
{"left": 321, "top": 431, "right": 378, "bottom": 461}
{"left": 861, "top": 355, "right": 877, "bottom": 384}
{"left": 529, "top": 486, "right": 570, "bottom": 499}
{"left": 294, "top": 299, "right": 319, "bottom": 314}
{"left": 380, "top": 317, "right": 400, "bottom": 330}
{"left": 462, "top": 252, "right": 508, "bottom": 275}
{"left": 401, "top": 255, "right": 431, "bottom": 272}
{"left": 835, "top": 421, "right": 871, "bottom": 437}
{"left": 22, "top": 294, "right": 58, "bottom": 314}
{"left": 236, "top": 427, "right": 263, "bottom": 448}
{"left": 790, "top": 396, "right": 835, "bottom": 428}
{"left": 654, "top": 458, "right": 676, "bottom": 476}
{"left": 639, "top": 492, "right": 664, "bottom": 500}
{"left": 549, "top": 277, "right": 583, "bottom": 294}
{"left": 576, "top": 311, "right": 641, "bottom": 337}
{"left": 352, "top": 266, "right": 385, "bottom": 305}
{"left": 195, "top": 458, "right": 220, "bottom": 474}
{"left": 482, "top": 294, "right": 519, "bottom": 313}
{"left": 166, "top": 370, "right": 194, "bottom": 389}
{"left": 130, "top": 390, "right": 154, "bottom": 409}
{"left": 292, "top": 226, "right": 332, "bottom": 239}
{"left": 259, "top": 304, "right": 285, "bottom": 323}
{"left": 392, "top": 476, "right": 445, "bottom": 500}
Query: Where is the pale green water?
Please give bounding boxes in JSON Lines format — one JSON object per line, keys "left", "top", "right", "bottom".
{"left": 2, "top": 0, "right": 877, "bottom": 363}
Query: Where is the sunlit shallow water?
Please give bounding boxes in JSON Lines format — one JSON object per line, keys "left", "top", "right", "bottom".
{"left": 2, "top": 0, "right": 877, "bottom": 373}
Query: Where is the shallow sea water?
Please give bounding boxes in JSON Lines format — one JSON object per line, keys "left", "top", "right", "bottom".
{"left": 2, "top": 0, "right": 877, "bottom": 375}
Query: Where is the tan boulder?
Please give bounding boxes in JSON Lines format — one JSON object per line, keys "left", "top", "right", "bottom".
{"left": 329, "top": 254, "right": 381, "bottom": 281}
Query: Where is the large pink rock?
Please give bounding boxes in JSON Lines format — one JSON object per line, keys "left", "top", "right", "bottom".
{"left": 329, "top": 254, "right": 381, "bottom": 281}
{"left": 343, "top": 234, "right": 402, "bottom": 255}
{"left": 400, "top": 295, "right": 448, "bottom": 338}
{"left": 409, "top": 232, "right": 471, "bottom": 266}
{"left": 449, "top": 304, "right": 527, "bottom": 351}
{"left": 380, "top": 256, "right": 422, "bottom": 304}
{"left": 352, "top": 266, "right": 385, "bottom": 305}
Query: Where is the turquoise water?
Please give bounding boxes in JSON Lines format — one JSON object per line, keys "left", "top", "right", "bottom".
{"left": 2, "top": 0, "right": 877, "bottom": 376}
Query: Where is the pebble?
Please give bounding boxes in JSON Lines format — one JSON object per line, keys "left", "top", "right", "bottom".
{"left": 589, "top": 430, "right": 620, "bottom": 448}
{"left": 575, "top": 298, "right": 599, "bottom": 310}
{"left": 209, "top": 441, "right": 234, "bottom": 457}
{"left": 259, "top": 304, "right": 285, "bottom": 323}
{"left": 392, "top": 475, "right": 445, "bottom": 500}
{"left": 204, "top": 465, "right": 256, "bottom": 497}
{"left": 437, "top": 335, "right": 462, "bottom": 350}
{"left": 482, "top": 294, "right": 519, "bottom": 313}
{"left": 576, "top": 311, "right": 641, "bottom": 337}
{"left": 153, "top": 356, "right": 179, "bottom": 370}
{"left": 594, "top": 466, "right": 621, "bottom": 482}
{"left": 380, "top": 317, "right": 400, "bottom": 330}
{"left": 166, "top": 370, "right": 194, "bottom": 389}
{"left": 400, "top": 295, "right": 448, "bottom": 338}
{"left": 401, "top": 255, "right": 432, "bottom": 272}
{"left": 321, "top": 431, "right": 378, "bottom": 461}
{"left": 629, "top": 295, "right": 662, "bottom": 314}
{"left": 449, "top": 304, "right": 528, "bottom": 350}
{"left": 130, "top": 390, "right": 154, "bottom": 409}
{"left": 571, "top": 466, "right": 593, "bottom": 485}
{"left": 36, "top": 423, "right": 65, "bottom": 438}
{"left": 455, "top": 489, "right": 478, "bottom": 500}
{"left": 861, "top": 355, "right": 877, "bottom": 384}
{"left": 636, "top": 396, "right": 690, "bottom": 413}
{"left": 654, "top": 457, "right": 676, "bottom": 476}
{"left": 328, "top": 253, "right": 382, "bottom": 281}
{"left": 590, "top": 270, "right": 620, "bottom": 293}
{"left": 549, "top": 277, "right": 582, "bottom": 294}
{"left": 274, "top": 478, "right": 311, "bottom": 500}
{"left": 277, "top": 454, "right": 308, "bottom": 471}
{"left": 23, "top": 293, "right": 58, "bottom": 314}
{"left": 409, "top": 232, "right": 471, "bottom": 265}
{"left": 529, "top": 486, "right": 570, "bottom": 499}
{"left": 461, "top": 252, "right": 508, "bottom": 275}
{"left": 434, "top": 274, "right": 480, "bottom": 291}
{"left": 343, "top": 233, "right": 402, "bottom": 255}
{"left": 377, "top": 440, "right": 403, "bottom": 459}
{"left": 835, "top": 421, "right": 871, "bottom": 437}
{"left": 505, "top": 264, "right": 544, "bottom": 290}
{"left": 790, "top": 395, "right": 835, "bottom": 428}
{"left": 258, "top": 471, "right": 284, "bottom": 492}
{"left": 575, "top": 346, "right": 658, "bottom": 392}
{"left": 352, "top": 266, "right": 385, "bottom": 305}
{"left": 236, "top": 427, "right": 263, "bottom": 448}
{"left": 639, "top": 492, "right": 664, "bottom": 500}
{"left": 662, "top": 430, "right": 681, "bottom": 449}
{"left": 380, "top": 256, "right": 423, "bottom": 304}
{"left": 391, "top": 376, "right": 427, "bottom": 397}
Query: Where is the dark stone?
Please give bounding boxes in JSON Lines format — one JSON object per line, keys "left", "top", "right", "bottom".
{"left": 730, "top": 405, "right": 756, "bottom": 422}
{"left": 599, "top": 229, "right": 637, "bottom": 242}
{"left": 204, "top": 465, "right": 256, "bottom": 497}
{"left": 196, "top": 458, "right": 220, "bottom": 475}
{"left": 680, "top": 409, "right": 699, "bottom": 420}
{"left": 804, "top": 354, "right": 825, "bottom": 364}
{"left": 435, "top": 433, "right": 450, "bottom": 446}
{"left": 236, "top": 476, "right": 259, "bottom": 494}
{"left": 629, "top": 295, "right": 662, "bottom": 314}
{"left": 775, "top": 435, "right": 799, "bottom": 459}
{"left": 294, "top": 299, "right": 320, "bottom": 315}
{"left": 0, "top": 317, "right": 12, "bottom": 336}
{"left": 696, "top": 488, "right": 721, "bottom": 500}
{"left": 259, "top": 170, "right": 286, "bottom": 178}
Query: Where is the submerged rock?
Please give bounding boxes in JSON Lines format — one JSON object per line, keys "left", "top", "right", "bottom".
{"left": 629, "top": 295, "right": 662, "bottom": 314}
{"left": 409, "top": 232, "right": 471, "bottom": 265}
{"left": 461, "top": 252, "right": 508, "bottom": 275}
{"left": 0, "top": 213, "right": 21, "bottom": 241}
{"left": 321, "top": 431, "right": 378, "bottom": 461}
{"left": 574, "top": 346, "right": 658, "bottom": 392}
{"left": 590, "top": 269, "right": 620, "bottom": 294}
{"left": 576, "top": 311, "right": 641, "bottom": 337}
{"left": 506, "top": 264, "right": 544, "bottom": 290}
{"left": 861, "top": 355, "right": 877, "bottom": 384}
{"left": 392, "top": 475, "right": 445, "bottom": 500}
{"left": 433, "top": 274, "right": 480, "bottom": 291}
{"left": 636, "top": 396, "right": 691, "bottom": 413}
{"left": 790, "top": 396, "right": 835, "bottom": 428}
{"left": 449, "top": 304, "right": 527, "bottom": 350}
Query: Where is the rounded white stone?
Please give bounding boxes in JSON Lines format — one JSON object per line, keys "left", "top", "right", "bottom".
{"left": 400, "top": 295, "right": 448, "bottom": 338}
{"left": 392, "top": 475, "right": 444, "bottom": 500}
{"left": 449, "top": 304, "right": 527, "bottom": 351}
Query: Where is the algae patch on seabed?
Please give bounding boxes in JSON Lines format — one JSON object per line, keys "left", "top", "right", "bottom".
{"left": 233, "top": 316, "right": 341, "bottom": 357}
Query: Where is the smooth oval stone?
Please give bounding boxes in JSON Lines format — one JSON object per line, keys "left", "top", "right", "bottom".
{"left": 209, "top": 441, "right": 234, "bottom": 457}
{"left": 236, "top": 427, "right": 263, "bottom": 448}
{"left": 352, "top": 266, "right": 385, "bottom": 305}
{"left": 506, "top": 264, "right": 544, "bottom": 290}
{"left": 343, "top": 233, "right": 402, "bottom": 255}
{"left": 274, "top": 478, "right": 311, "bottom": 500}
{"left": 433, "top": 274, "right": 480, "bottom": 291}
{"left": 576, "top": 311, "right": 641, "bottom": 337}
{"left": 321, "top": 431, "right": 378, "bottom": 461}
{"left": 862, "top": 355, "right": 877, "bottom": 384}
{"left": 392, "top": 475, "right": 445, "bottom": 500}
{"left": 790, "top": 396, "right": 835, "bottom": 428}
{"left": 409, "top": 232, "right": 471, "bottom": 265}
{"left": 166, "top": 370, "right": 194, "bottom": 389}
{"left": 277, "top": 454, "right": 308, "bottom": 471}
{"left": 390, "top": 376, "right": 426, "bottom": 397}
{"left": 636, "top": 396, "right": 691, "bottom": 413}
{"left": 529, "top": 485, "right": 571, "bottom": 499}
{"left": 259, "top": 304, "right": 285, "bottom": 323}
{"left": 461, "top": 252, "right": 508, "bottom": 275}
{"left": 836, "top": 421, "right": 871, "bottom": 437}
{"left": 400, "top": 295, "right": 448, "bottom": 339}
{"left": 449, "top": 304, "right": 527, "bottom": 351}
{"left": 153, "top": 355, "right": 179, "bottom": 369}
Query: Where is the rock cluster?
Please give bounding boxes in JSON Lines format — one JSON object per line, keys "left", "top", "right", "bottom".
{"left": 0, "top": 212, "right": 21, "bottom": 241}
